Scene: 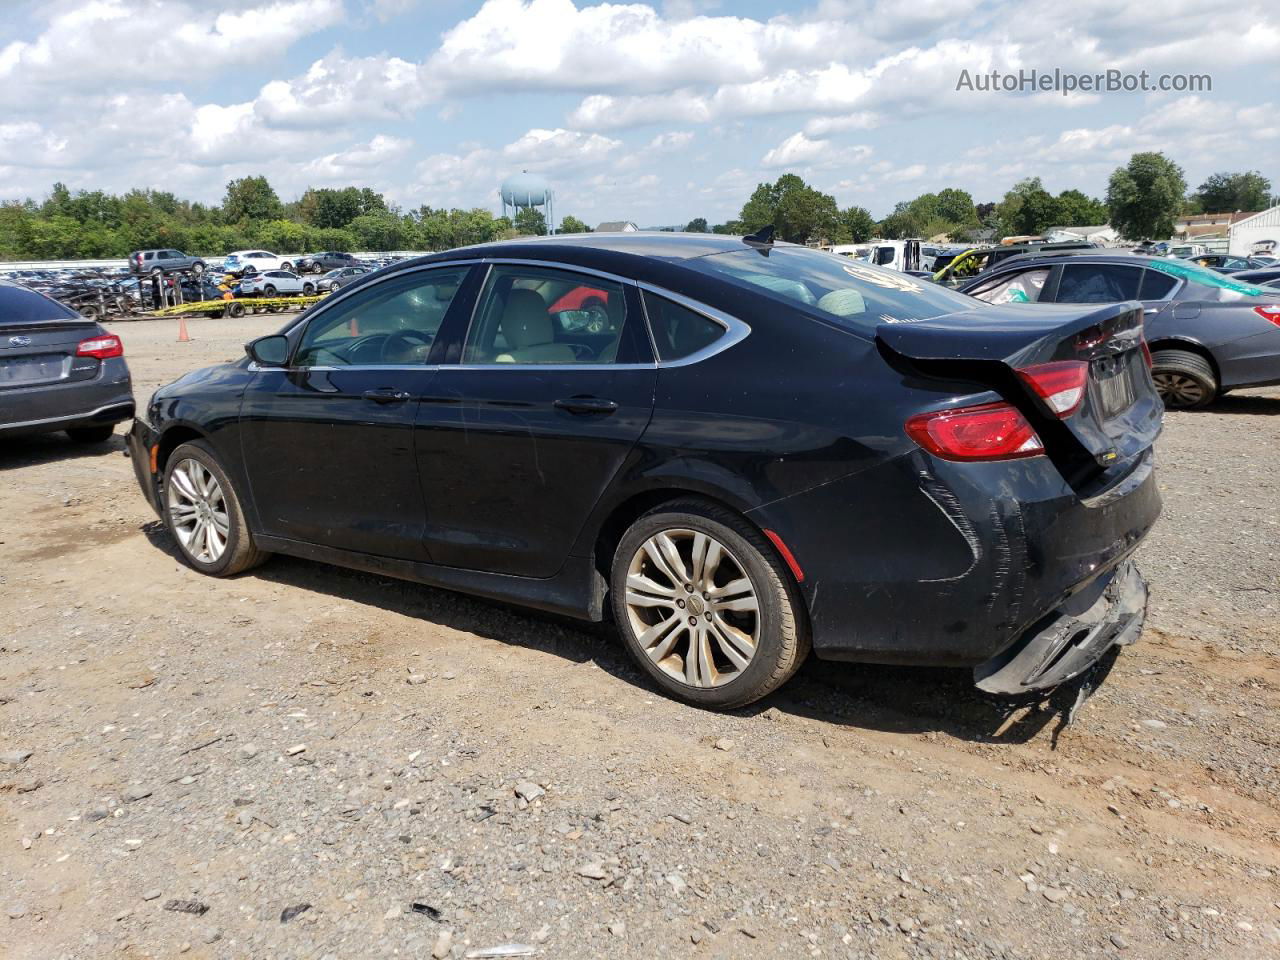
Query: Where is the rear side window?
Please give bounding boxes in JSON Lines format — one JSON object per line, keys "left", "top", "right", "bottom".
{"left": 0, "top": 284, "right": 80, "bottom": 321}
{"left": 642, "top": 291, "right": 725, "bottom": 361}
{"left": 1054, "top": 263, "right": 1143, "bottom": 303}
{"left": 462, "top": 265, "right": 628, "bottom": 365}
{"left": 966, "top": 268, "right": 1050, "bottom": 304}
{"left": 1138, "top": 269, "right": 1179, "bottom": 300}
{"left": 685, "top": 245, "right": 979, "bottom": 335}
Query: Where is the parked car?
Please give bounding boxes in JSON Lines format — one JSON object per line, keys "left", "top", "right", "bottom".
{"left": 1230, "top": 268, "right": 1280, "bottom": 287}
{"left": 1189, "top": 254, "right": 1272, "bottom": 273}
{"left": 958, "top": 253, "right": 1280, "bottom": 408}
{"left": 238, "top": 271, "right": 314, "bottom": 297}
{"left": 128, "top": 233, "right": 1163, "bottom": 710}
{"left": 933, "top": 241, "right": 1096, "bottom": 286}
{"left": 1, "top": 280, "right": 134, "bottom": 442}
{"left": 222, "top": 250, "right": 295, "bottom": 277}
{"left": 297, "top": 252, "right": 360, "bottom": 274}
{"left": 128, "top": 249, "right": 206, "bottom": 277}
{"left": 318, "top": 266, "right": 373, "bottom": 292}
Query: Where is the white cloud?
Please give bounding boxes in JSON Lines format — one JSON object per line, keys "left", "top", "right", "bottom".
{"left": 761, "top": 132, "right": 830, "bottom": 168}
{"left": 303, "top": 135, "right": 414, "bottom": 181}
{"left": 502, "top": 127, "right": 622, "bottom": 172}
{"left": 0, "top": 0, "right": 344, "bottom": 108}
{"left": 255, "top": 52, "right": 430, "bottom": 129}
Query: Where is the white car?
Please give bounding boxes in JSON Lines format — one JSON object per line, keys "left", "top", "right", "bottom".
{"left": 238, "top": 270, "right": 314, "bottom": 297}
{"left": 223, "top": 250, "right": 295, "bottom": 277}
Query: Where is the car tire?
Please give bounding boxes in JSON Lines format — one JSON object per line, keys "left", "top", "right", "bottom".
{"left": 280, "top": 262, "right": 293, "bottom": 272}
{"left": 1151, "top": 348, "right": 1217, "bottom": 409}
{"left": 227, "top": 301, "right": 245, "bottom": 318}
{"left": 303, "top": 282, "right": 315, "bottom": 295}
{"left": 162, "top": 440, "right": 269, "bottom": 577}
{"left": 150, "top": 268, "right": 163, "bottom": 278}
{"left": 66, "top": 425, "right": 114, "bottom": 443}
{"left": 192, "top": 261, "right": 205, "bottom": 275}
{"left": 77, "top": 305, "right": 100, "bottom": 320}
{"left": 610, "top": 498, "right": 809, "bottom": 710}
{"left": 263, "top": 284, "right": 277, "bottom": 296}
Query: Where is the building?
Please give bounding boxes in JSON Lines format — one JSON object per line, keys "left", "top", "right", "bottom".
{"left": 1175, "top": 211, "right": 1257, "bottom": 241}
{"left": 1043, "top": 224, "right": 1119, "bottom": 246}
{"left": 1227, "top": 204, "right": 1280, "bottom": 257}
{"left": 595, "top": 221, "right": 639, "bottom": 232}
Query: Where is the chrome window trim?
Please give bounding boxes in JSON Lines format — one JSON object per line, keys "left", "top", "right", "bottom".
{"left": 275, "top": 255, "right": 752, "bottom": 373}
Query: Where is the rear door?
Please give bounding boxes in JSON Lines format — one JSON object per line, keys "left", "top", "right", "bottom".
{"left": 238, "top": 264, "right": 474, "bottom": 560}
{"left": 414, "top": 262, "right": 657, "bottom": 577}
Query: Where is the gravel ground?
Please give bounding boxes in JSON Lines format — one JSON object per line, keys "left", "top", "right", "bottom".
{"left": 2, "top": 313, "right": 1279, "bottom": 959}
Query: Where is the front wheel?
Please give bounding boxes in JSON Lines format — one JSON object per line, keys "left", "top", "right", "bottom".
{"left": 191, "top": 261, "right": 205, "bottom": 276}
{"left": 610, "top": 499, "right": 809, "bottom": 710}
{"left": 162, "top": 440, "right": 269, "bottom": 576}
{"left": 1151, "top": 349, "right": 1217, "bottom": 409}
{"left": 280, "top": 262, "right": 293, "bottom": 272}
{"left": 303, "top": 282, "right": 315, "bottom": 295}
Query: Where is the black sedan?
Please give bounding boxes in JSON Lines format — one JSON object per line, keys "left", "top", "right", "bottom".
{"left": 128, "top": 233, "right": 1162, "bottom": 709}
{"left": 959, "top": 253, "right": 1280, "bottom": 408}
{"left": 1, "top": 280, "right": 134, "bottom": 442}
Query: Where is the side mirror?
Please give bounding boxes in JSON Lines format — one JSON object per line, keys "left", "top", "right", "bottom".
{"left": 246, "top": 334, "right": 289, "bottom": 367}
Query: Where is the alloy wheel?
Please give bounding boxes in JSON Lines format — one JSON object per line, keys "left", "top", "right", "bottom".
{"left": 624, "top": 529, "right": 760, "bottom": 688}
{"left": 168, "top": 458, "right": 230, "bottom": 564}
{"left": 1152, "top": 371, "right": 1206, "bottom": 408}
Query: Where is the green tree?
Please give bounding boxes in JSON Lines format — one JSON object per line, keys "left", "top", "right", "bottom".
{"left": 684, "top": 217, "right": 708, "bottom": 233}
{"left": 1054, "top": 189, "right": 1109, "bottom": 226}
{"left": 557, "top": 215, "right": 591, "bottom": 234}
{"left": 934, "top": 188, "right": 977, "bottom": 225}
{"left": 1193, "top": 171, "right": 1272, "bottom": 213}
{"left": 513, "top": 207, "right": 548, "bottom": 236}
{"left": 347, "top": 212, "right": 414, "bottom": 251}
{"left": 222, "top": 176, "right": 283, "bottom": 223}
{"left": 841, "top": 206, "right": 876, "bottom": 242}
{"left": 739, "top": 174, "right": 841, "bottom": 244}
{"left": 1107, "top": 152, "right": 1187, "bottom": 240}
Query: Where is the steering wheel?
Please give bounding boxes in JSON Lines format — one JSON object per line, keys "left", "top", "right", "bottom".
{"left": 380, "top": 330, "right": 433, "bottom": 364}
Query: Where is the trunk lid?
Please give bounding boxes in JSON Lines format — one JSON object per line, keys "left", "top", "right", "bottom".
{"left": 0, "top": 318, "right": 101, "bottom": 390}
{"left": 877, "top": 300, "right": 1162, "bottom": 487}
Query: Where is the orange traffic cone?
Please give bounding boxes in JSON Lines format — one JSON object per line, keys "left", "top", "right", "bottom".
{"left": 177, "top": 316, "right": 191, "bottom": 342}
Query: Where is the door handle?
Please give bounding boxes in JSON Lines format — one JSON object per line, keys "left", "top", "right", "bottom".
{"left": 363, "top": 387, "right": 412, "bottom": 404}
{"left": 554, "top": 396, "right": 619, "bottom": 415}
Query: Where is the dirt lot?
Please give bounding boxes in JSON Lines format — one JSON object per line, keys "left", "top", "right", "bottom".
{"left": 3, "top": 312, "right": 1279, "bottom": 960}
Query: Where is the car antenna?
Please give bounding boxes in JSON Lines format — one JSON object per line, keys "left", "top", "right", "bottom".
{"left": 743, "top": 225, "right": 775, "bottom": 247}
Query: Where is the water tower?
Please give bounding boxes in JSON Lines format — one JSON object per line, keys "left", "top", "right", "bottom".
{"left": 500, "top": 170, "right": 554, "bottom": 233}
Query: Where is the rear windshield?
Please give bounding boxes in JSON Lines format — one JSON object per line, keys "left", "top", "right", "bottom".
{"left": 0, "top": 283, "right": 80, "bottom": 323}
{"left": 683, "top": 245, "right": 975, "bottom": 335}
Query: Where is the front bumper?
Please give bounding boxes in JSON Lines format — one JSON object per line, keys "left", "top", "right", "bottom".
{"left": 973, "top": 560, "right": 1146, "bottom": 694}
{"left": 126, "top": 418, "right": 163, "bottom": 516}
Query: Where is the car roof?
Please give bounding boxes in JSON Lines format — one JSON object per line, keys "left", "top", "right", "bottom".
{"left": 427, "top": 231, "right": 758, "bottom": 263}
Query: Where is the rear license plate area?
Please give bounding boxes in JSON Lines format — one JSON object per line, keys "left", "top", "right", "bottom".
{"left": 1092, "top": 356, "right": 1136, "bottom": 419}
{"left": 0, "top": 354, "right": 67, "bottom": 385}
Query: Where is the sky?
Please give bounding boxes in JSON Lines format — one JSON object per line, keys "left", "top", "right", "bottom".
{"left": 0, "top": 0, "right": 1276, "bottom": 227}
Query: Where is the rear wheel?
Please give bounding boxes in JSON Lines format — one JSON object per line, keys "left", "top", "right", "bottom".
{"left": 67, "top": 425, "right": 113, "bottom": 443}
{"left": 227, "top": 301, "right": 245, "bottom": 318}
{"left": 1151, "top": 349, "right": 1216, "bottom": 409}
{"left": 77, "top": 305, "right": 100, "bottom": 320}
{"left": 162, "top": 440, "right": 268, "bottom": 576}
{"left": 303, "top": 282, "right": 315, "bottom": 295}
{"left": 610, "top": 499, "right": 809, "bottom": 710}
{"left": 280, "top": 262, "right": 293, "bottom": 272}
{"left": 263, "top": 284, "right": 277, "bottom": 296}
{"left": 192, "top": 261, "right": 205, "bottom": 276}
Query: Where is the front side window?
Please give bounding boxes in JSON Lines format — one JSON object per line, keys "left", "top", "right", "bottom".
{"left": 462, "top": 265, "right": 627, "bottom": 365}
{"left": 642, "top": 291, "right": 726, "bottom": 361}
{"left": 293, "top": 267, "right": 468, "bottom": 367}
{"left": 1054, "top": 263, "right": 1143, "bottom": 303}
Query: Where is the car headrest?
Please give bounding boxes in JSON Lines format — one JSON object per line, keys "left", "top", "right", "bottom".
{"left": 501, "top": 289, "right": 553, "bottom": 348}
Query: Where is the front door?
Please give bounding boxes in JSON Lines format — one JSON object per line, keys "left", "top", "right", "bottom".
{"left": 239, "top": 265, "right": 473, "bottom": 560}
{"left": 415, "top": 263, "right": 656, "bottom": 577}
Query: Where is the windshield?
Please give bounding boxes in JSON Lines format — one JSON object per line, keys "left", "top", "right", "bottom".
{"left": 684, "top": 244, "right": 975, "bottom": 335}
{"left": 323, "top": 269, "right": 342, "bottom": 278}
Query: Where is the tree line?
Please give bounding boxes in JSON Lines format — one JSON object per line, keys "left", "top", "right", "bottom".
{"left": 0, "top": 158, "right": 1273, "bottom": 261}
{"left": 684, "top": 160, "right": 1273, "bottom": 246}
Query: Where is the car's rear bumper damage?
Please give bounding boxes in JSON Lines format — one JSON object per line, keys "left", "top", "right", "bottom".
{"left": 973, "top": 560, "right": 1146, "bottom": 695}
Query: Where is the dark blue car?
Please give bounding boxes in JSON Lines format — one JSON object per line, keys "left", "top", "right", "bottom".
{"left": 128, "top": 233, "right": 1162, "bottom": 709}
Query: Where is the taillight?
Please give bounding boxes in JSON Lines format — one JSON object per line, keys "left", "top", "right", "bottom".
{"left": 905, "top": 402, "right": 1044, "bottom": 462}
{"left": 1017, "top": 360, "right": 1088, "bottom": 418}
{"left": 1140, "top": 338, "right": 1153, "bottom": 368}
{"left": 76, "top": 334, "right": 123, "bottom": 359}
{"left": 1254, "top": 304, "right": 1280, "bottom": 327}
